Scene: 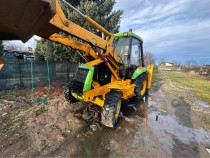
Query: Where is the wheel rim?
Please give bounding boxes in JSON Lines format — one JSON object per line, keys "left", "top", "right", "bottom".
{"left": 115, "top": 100, "right": 121, "bottom": 119}
{"left": 140, "top": 80, "right": 147, "bottom": 95}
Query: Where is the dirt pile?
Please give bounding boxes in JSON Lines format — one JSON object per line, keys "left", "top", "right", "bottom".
{"left": 0, "top": 88, "right": 85, "bottom": 157}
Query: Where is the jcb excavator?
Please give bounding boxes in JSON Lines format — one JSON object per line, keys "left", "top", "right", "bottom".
{"left": 0, "top": 0, "right": 153, "bottom": 127}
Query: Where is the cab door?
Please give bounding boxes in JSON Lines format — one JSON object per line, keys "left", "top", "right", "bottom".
{"left": 129, "top": 37, "right": 142, "bottom": 67}
{"left": 128, "top": 37, "right": 143, "bottom": 78}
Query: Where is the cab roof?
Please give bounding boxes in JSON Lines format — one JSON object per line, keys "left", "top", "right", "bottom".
{"left": 114, "top": 32, "right": 143, "bottom": 43}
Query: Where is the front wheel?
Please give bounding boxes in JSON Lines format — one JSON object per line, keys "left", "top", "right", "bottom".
{"left": 64, "top": 81, "right": 78, "bottom": 103}
{"left": 101, "top": 91, "right": 121, "bottom": 127}
{"left": 132, "top": 72, "right": 148, "bottom": 101}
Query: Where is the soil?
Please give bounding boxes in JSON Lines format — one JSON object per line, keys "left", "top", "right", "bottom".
{"left": 0, "top": 80, "right": 210, "bottom": 157}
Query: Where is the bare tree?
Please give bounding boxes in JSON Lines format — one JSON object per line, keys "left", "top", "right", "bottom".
{"left": 158, "top": 58, "right": 165, "bottom": 65}
{"left": 143, "top": 52, "right": 156, "bottom": 66}
{"left": 186, "top": 60, "right": 197, "bottom": 67}
{"left": 3, "top": 40, "right": 25, "bottom": 51}
{"left": 173, "top": 61, "right": 181, "bottom": 66}
{"left": 200, "top": 58, "right": 207, "bottom": 66}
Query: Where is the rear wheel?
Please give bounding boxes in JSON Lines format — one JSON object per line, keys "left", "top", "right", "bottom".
{"left": 101, "top": 91, "right": 121, "bottom": 127}
{"left": 133, "top": 72, "right": 148, "bottom": 101}
{"left": 64, "top": 81, "right": 78, "bottom": 103}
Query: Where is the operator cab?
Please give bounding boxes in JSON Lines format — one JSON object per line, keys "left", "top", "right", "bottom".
{"left": 113, "top": 29, "right": 144, "bottom": 79}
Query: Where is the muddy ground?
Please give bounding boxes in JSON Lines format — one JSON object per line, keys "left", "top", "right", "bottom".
{"left": 0, "top": 75, "right": 210, "bottom": 157}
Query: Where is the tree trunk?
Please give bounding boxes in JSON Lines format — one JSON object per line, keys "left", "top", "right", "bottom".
{"left": 46, "top": 40, "right": 54, "bottom": 61}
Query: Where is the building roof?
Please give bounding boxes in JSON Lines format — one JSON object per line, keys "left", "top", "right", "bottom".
{"left": 4, "top": 50, "right": 34, "bottom": 55}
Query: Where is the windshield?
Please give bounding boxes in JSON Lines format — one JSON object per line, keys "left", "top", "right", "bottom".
{"left": 113, "top": 37, "right": 129, "bottom": 65}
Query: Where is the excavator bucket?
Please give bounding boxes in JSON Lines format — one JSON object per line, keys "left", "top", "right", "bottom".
{"left": 0, "top": 0, "right": 56, "bottom": 43}
{"left": 0, "top": 56, "right": 4, "bottom": 70}
{"left": 146, "top": 64, "right": 154, "bottom": 89}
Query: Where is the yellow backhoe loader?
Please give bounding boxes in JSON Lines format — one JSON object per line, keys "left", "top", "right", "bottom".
{"left": 0, "top": 0, "right": 153, "bottom": 127}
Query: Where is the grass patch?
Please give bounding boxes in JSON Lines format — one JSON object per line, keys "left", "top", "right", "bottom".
{"left": 201, "top": 114, "right": 210, "bottom": 127}
{"left": 0, "top": 100, "right": 9, "bottom": 105}
{"left": 152, "top": 70, "right": 162, "bottom": 85}
{"left": 1, "top": 115, "right": 12, "bottom": 123}
{"left": 11, "top": 118, "right": 24, "bottom": 129}
{"left": 159, "top": 71, "right": 210, "bottom": 104}
{"left": 0, "top": 114, "right": 12, "bottom": 133}
{"left": 18, "top": 96, "right": 27, "bottom": 102}
{"left": 0, "top": 114, "right": 25, "bottom": 133}
{"left": 35, "top": 106, "right": 48, "bottom": 116}
{"left": 7, "top": 91, "right": 18, "bottom": 96}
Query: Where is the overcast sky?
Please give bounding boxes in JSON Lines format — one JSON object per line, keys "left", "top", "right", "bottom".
{"left": 114, "top": 0, "right": 210, "bottom": 65}
{"left": 10, "top": 0, "right": 210, "bottom": 65}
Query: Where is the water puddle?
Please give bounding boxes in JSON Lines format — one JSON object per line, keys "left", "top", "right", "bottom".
{"left": 71, "top": 89, "right": 210, "bottom": 157}
{"left": 195, "top": 100, "right": 209, "bottom": 108}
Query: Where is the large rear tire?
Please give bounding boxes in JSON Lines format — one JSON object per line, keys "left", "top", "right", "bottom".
{"left": 64, "top": 81, "right": 78, "bottom": 103}
{"left": 132, "top": 72, "right": 148, "bottom": 101}
{"left": 101, "top": 91, "right": 121, "bottom": 127}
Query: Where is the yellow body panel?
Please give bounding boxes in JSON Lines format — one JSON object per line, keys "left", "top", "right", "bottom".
{"left": 83, "top": 79, "right": 135, "bottom": 107}
{"left": 91, "top": 97, "right": 104, "bottom": 107}
{"left": 146, "top": 64, "right": 154, "bottom": 89}
{"left": 92, "top": 81, "right": 101, "bottom": 89}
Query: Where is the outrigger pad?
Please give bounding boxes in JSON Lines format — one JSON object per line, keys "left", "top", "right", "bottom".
{"left": 0, "top": 0, "right": 56, "bottom": 42}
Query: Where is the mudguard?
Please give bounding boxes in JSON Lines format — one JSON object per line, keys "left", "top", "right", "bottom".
{"left": 80, "top": 65, "right": 94, "bottom": 92}
{"left": 131, "top": 65, "right": 154, "bottom": 90}
{"left": 72, "top": 65, "right": 94, "bottom": 93}
{"left": 131, "top": 67, "right": 147, "bottom": 79}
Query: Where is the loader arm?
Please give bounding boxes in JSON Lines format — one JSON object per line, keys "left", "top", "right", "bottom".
{"left": 49, "top": 33, "right": 99, "bottom": 60}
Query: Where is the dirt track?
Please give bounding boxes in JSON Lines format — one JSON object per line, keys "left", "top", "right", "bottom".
{"left": 0, "top": 77, "right": 210, "bottom": 157}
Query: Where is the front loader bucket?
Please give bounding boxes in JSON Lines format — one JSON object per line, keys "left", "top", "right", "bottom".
{"left": 146, "top": 64, "right": 154, "bottom": 89}
{"left": 0, "top": 56, "right": 4, "bottom": 70}
{"left": 0, "top": 0, "right": 56, "bottom": 43}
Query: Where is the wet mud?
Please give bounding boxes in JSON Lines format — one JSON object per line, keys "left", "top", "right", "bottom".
{"left": 50, "top": 87, "right": 210, "bottom": 157}
{"left": 0, "top": 84, "right": 210, "bottom": 157}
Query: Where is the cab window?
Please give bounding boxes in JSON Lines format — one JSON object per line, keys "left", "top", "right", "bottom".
{"left": 130, "top": 37, "right": 141, "bottom": 66}
{"left": 113, "top": 37, "right": 129, "bottom": 65}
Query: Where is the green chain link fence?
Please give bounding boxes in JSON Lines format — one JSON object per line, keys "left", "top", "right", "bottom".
{"left": 0, "top": 55, "right": 78, "bottom": 91}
